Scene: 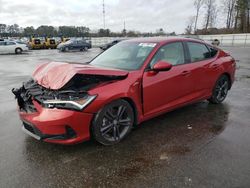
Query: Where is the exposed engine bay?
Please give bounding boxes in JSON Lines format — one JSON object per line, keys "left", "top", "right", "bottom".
{"left": 12, "top": 74, "right": 127, "bottom": 112}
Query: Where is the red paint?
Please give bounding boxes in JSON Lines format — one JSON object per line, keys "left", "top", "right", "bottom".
{"left": 33, "top": 62, "right": 128, "bottom": 89}
{"left": 18, "top": 38, "right": 236, "bottom": 144}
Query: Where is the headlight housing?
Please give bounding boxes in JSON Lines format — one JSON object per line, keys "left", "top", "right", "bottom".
{"left": 43, "top": 95, "right": 97, "bottom": 111}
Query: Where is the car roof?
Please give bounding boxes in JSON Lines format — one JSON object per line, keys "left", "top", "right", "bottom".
{"left": 125, "top": 37, "right": 206, "bottom": 44}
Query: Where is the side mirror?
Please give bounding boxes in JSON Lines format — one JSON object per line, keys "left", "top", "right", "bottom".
{"left": 152, "top": 61, "right": 173, "bottom": 72}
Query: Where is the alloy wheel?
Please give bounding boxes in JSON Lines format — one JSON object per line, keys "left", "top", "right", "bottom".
{"left": 92, "top": 100, "right": 134, "bottom": 145}
{"left": 101, "top": 105, "right": 132, "bottom": 142}
{"left": 214, "top": 77, "right": 229, "bottom": 102}
{"left": 209, "top": 75, "right": 230, "bottom": 104}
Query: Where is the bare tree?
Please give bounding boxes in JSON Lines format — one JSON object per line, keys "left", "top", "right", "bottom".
{"left": 235, "top": 0, "right": 249, "bottom": 32}
{"left": 247, "top": 1, "right": 250, "bottom": 32}
{"left": 203, "top": 0, "right": 217, "bottom": 31}
{"left": 224, "top": 0, "right": 237, "bottom": 28}
{"left": 194, "top": 0, "right": 204, "bottom": 33}
{"left": 185, "top": 16, "right": 196, "bottom": 34}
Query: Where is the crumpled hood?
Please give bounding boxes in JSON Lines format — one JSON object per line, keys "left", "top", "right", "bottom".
{"left": 32, "top": 62, "right": 128, "bottom": 90}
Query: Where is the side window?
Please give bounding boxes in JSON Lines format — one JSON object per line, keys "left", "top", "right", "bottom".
{"left": 6, "top": 42, "right": 15, "bottom": 45}
{"left": 187, "top": 42, "right": 211, "bottom": 62}
{"left": 150, "top": 42, "right": 185, "bottom": 67}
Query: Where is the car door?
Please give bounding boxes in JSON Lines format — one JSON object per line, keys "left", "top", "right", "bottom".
{"left": 70, "top": 41, "right": 77, "bottom": 50}
{"left": 74, "top": 41, "right": 80, "bottom": 50}
{"left": 79, "top": 41, "right": 86, "bottom": 50}
{"left": 143, "top": 42, "right": 195, "bottom": 116}
{"left": 0, "top": 41, "right": 5, "bottom": 53}
{"left": 1, "top": 42, "right": 10, "bottom": 53}
{"left": 5, "top": 41, "right": 16, "bottom": 53}
{"left": 185, "top": 41, "right": 221, "bottom": 98}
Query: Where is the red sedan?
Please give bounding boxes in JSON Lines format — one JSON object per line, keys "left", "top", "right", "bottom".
{"left": 12, "top": 37, "right": 236, "bottom": 145}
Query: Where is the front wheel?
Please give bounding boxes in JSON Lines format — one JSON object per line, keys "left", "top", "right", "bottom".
{"left": 64, "top": 47, "right": 69, "bottom": 52}
{"left": 209, "top": 75, "right": 230, "bottom": 104}
{"left": 92, "top": 100, "right": 134, "bottom": 145}
{"left": 15, "top": 48, "right": 22, "bottom": 54}
{"left": 84, "top": 46, "right": 88, "bottom": 51}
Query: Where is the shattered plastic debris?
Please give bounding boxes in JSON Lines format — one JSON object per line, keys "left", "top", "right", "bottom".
{"left": 184, "top": 177, "right": 192, "bottom": 185}
{"left": 160, "top": 153, "right": 169, "bottom": 160}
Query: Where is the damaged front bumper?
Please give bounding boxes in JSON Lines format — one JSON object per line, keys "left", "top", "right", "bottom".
{"left": 22, "top": 120, "right": 78, "bottom": 141}
{"left": 12, "top": 79, "right": 94, "bottom": 144}
{"left": 18, "top": 103, "right": 94, "bottom": 144}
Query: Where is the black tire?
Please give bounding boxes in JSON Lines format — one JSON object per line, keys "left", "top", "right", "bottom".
{"left": 209, "top": 75, "right": 230, "bottom": 104}
{"left": 92, "top": 100, "right": 134, "bottom": 145}
{"left": 15, "top": 48, "right": 22, "bottom": 54}
{"left": 84, "top": 46, "right": 88, "bottom": 51}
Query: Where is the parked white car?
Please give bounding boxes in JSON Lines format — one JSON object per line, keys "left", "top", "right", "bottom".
{"left": 0, "top": 41, "right": 29, "bottom": 54}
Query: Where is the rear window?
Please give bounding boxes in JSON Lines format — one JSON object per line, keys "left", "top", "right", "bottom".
{"left": 16, "top": 41, "right": 26, "bottom": 44}
{"left": 50, "top": 40, "right": 55, "bottom": 44}
{"left": 187, "top": 42, "right": 211, "bottom": 62}
{"left": 34, "top": 39, "right": 40, "bottom": 44}
{"left": 6, "top": 42, "right": 16, "bottom": 45}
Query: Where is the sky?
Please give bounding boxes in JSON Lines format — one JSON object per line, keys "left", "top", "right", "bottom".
{"left": 0, "top": 0, "right": 224, "bottom": 34}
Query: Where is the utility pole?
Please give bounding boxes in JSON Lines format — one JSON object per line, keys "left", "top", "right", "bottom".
{"left": 103, "top": 0, "right": 106, "bottom": 29}
{"left": 248, "top": 1, "right": 250, "bottom": 32}
{"left": 122, "top": 21, "right": 126, "bottom": 36}
{"left": 248, "top": 7, "right": 250, "bottom": 32}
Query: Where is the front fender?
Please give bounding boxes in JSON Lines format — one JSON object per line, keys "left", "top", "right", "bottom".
{"left": 84, "top": 74, "right": 143, "bottom": 123}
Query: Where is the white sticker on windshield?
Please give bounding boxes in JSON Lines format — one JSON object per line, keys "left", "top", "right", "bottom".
{"left": 139, "top": 43, "right": 157, "bottom": 47}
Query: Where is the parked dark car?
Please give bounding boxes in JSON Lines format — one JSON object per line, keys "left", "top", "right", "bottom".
{"left": 57, "top": 40, "right": 91, "bottom": 52}
{"left": 100, "top": 39, "right": 123, "bottom": 50}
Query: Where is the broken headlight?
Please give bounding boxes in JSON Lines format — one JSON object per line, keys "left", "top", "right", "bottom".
{"left": 43, "top": 94, "right": 97, "bottom": 111}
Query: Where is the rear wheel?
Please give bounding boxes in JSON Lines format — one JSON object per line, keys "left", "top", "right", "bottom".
{"left": 15, "top": 48, "right": 22, "bottom": 54}
{"left": 92, "top": 100, "right": 134, "bottom": 145}
{"left": 209, "top": 75, "right": 230, "bottom": 104}
{"left": 65, "top": 47, "right": 69, "bottom": 52}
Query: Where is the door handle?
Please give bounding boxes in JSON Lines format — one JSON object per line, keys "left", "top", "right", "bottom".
{"left": 181, "top": 70, "right": 191, "bottom": 76}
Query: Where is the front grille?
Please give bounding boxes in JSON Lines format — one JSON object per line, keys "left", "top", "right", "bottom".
{"left": 22, "top": 100, "right": 37, "bottom": 113}
{"left": 12, "top": 80, "right": 43, "bottom": 113}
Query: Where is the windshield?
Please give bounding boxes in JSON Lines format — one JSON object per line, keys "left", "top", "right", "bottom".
{"left": 91, "top": 42, "right": 157, "bottom": 70}
{"left": 65, "top": 40, "right": 72, "bottom": 44}
{"left": 16, "top": 41, "right": 26, "bottom": 44}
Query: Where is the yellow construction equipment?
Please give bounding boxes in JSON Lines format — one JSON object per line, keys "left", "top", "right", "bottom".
{"left": 61, "top": 37, "right": 70, "bottom": 43}
{"left": 44, "top": 37, "right": 57, "bottom": 49}
{"left": 29, "top": 37, "right": 44, "bottom": 49}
